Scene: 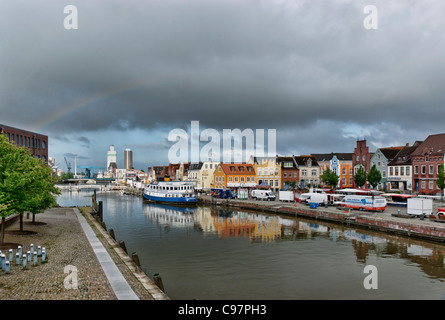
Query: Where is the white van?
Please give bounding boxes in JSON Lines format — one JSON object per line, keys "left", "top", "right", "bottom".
{"left": 339, "top": 195, "right": 387, "bottom": 212}
{"left": 251, "top": 189, "right": 276, "bottom": 201}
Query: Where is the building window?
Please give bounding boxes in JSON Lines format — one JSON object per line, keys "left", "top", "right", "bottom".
{"left": 406, "top": 167, "right": 410, "bottom": 175}
{"left": 390, "top": 167, "right": 393, "bottom": 176}
{"left": 421, "top": 180, "right": 426, "bottom": 189}
{"left": 246, "top": 177, "right": 250, "bottom": 182}
{"left": 429, "top": 165, "right": 434, "bottom": 174}
{"left": 294, "top": 172, "right": 297, "bottom": 178}
{"left": 400, "top": 167, "right": 404, "bottom": 176}
{"left": 382, "top": 170, "right": 386, "bottom": 178}
{"left": 241, "top": 177, "right": 244, "bottom": 182}
{"left": 302, "top": 169, "right": 307, "bottom": 176}
{"left": 414, "top": 165, "right": 418, "bottom": 174}
{"left": 395, "top": 167, "right": 398, "bottom": 176}
{"left": 421, "top": 165, "right": 426, "bottom": 174}
{"left": 284, "top": 172, "right": 287, "bottom": 178}
{"left": 275, "top": 179, "right": 279, "bottom": 187}
{"left": 235, "top": 177, "right": 238, "bottom": 182}
{"left": 429, "top": 180, "right": 434, "bottom": 190}
{"left": 425, "top": 155, "right": 429, "bottom": 162}
{"left": 229, "top": 177, "right": 233, "bottom": 182}
{"left": 252, "top": 177, "right": 255, "bottom": 183}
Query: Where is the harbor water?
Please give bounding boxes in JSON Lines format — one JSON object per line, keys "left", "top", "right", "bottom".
{"left": 57, "top": 189, "right": 445, "bottom": 300}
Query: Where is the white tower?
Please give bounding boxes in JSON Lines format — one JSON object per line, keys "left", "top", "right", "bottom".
{"left": 107, "top": 145, "right": 117, "bottom": 171}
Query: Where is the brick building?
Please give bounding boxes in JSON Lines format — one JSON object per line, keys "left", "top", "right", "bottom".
{"left": 411, "top": 133, "right": 445, "bottom": 195}
{"left": 0, "top": 124, "right": 48, "bottom": 161}
{"left": 276, "top": 156, "right": 299, "bottom": 189}
{"left": 352, "top": 140, "right": 373, "bottom": 174}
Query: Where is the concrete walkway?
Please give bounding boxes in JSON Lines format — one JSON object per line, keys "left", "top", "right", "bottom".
{"left": 74, "top": 208, "right": 139, "bottom": 300}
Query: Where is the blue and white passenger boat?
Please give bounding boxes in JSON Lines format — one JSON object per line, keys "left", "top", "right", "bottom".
{"left": 143, "top": 181, "right": 197, "bottom": 204}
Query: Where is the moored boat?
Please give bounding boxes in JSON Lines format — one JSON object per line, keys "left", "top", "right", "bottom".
{"left": 143, "top": 180, "right": 197, "bottom": 204}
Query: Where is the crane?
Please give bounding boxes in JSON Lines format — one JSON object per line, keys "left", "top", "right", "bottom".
{"left": 64, "top": 157, "right": 72, "bottom": 173}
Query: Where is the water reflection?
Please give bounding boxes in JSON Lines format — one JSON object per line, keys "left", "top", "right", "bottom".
{"left": 57, "top": 190, "right": 445, "bottom": 299}
{"left": 141, "top": 202, "right": 445, "bottom": 279}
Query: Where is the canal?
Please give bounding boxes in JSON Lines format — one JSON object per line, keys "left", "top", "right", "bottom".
{"left": 57, "top": 189, "right": 445, "bottom": 300}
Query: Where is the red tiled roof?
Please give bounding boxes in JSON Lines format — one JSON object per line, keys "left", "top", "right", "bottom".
{"left": 219, "top": 163, "right": 255, "bottom": 175}
{"left": 411, "top": 133, "right": 445, "bottom": 156}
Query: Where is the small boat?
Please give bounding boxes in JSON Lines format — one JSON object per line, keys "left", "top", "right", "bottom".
{"left": 143, "top": 180, "right": 197, "bottom": 204}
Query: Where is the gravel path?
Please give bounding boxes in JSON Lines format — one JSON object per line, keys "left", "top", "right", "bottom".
{"left": 0, "top": 207, "right": 156, "bottom": 300}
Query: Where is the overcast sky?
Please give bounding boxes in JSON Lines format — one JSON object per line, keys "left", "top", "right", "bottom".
{"left": 2, "top": 0, "right": 445, "bottom": 171}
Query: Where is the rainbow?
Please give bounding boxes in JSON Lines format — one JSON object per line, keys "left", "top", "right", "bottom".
{"left": 35, "top": 80, "right": 155, "bottom": 133}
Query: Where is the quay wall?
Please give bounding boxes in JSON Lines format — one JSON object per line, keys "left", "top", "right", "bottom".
{"left": 121, "top": 188, "right": 445, "bottom": 243}
{"left": 197, "top": 196, "right": 445, "bottom": 244}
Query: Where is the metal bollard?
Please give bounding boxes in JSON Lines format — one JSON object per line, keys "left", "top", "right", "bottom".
{"left": 34, "top": 251, "right": 38, "bottom": 266}
{"left": 9, "top": 249, "right": 13, "bottom": 262}
{"left": 42, "top": 249, "right": 46, "bottom": 263}
{"left": 1, "top": 254, "right": 4, "bottom": 270}
{"left": 5, "top": 261, "right": 10, "bottom": 274}
{"left": 16, "top": 252, "right": 20, "bottom": 265}
{"left": 23, "top": 254, "right": 27, "bottom": 269}
{"left": 38, "top": 246, "right": 42, "bottom": 257}
{"left": 18, "top": 246, "right": 22, "bottom": 257}
{"left": 27, "top": 251, "right": 31, "bottom": 262}
{"left": 30, "top": 244, "right": 34, "bottom": 253}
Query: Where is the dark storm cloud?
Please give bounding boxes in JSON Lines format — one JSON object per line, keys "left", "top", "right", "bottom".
{"left": 2, "top": 0, "right": 445, "bottom": 161}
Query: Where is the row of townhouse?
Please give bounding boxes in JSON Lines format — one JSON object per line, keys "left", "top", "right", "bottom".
{"left": 147, "top": 133, "right": 445, "bottom": 195}
{"left": 148, "top": 155, "right": 321, "bottom": 191}
{"left": 354, "top": 133, "right": 445, "bottom": 195}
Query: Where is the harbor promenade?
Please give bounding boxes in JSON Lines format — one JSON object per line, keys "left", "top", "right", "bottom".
{"left": 0, "top": 206, "right": 168, "bottom": 300}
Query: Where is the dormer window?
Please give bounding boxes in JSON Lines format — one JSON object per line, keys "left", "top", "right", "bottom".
{"left": 425, "top": 155, "right": 429, "bottom": 162}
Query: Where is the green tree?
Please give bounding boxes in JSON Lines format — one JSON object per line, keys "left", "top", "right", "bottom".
{"left": 437, "top": 164, "right": 445, "bottom": 198}
{"left": 0, "top": 134, "right": 60, "bottom": 242}
{"left": 284, "top": 180, "right": 297, "bottom": 190}
{"left": 321, "top": 167, "right": 339, "bottom": 190}
{"left": 26, "top": 160, "right": 60, "bottom": 224}
{"left": 367, "top": 164, "right": 382, "bottom": 189}
{"left": 59, "top": 171, "right": 74, "bottom": 181}
{"left": 354, "top": 166, "right": 367, "bottom": 188}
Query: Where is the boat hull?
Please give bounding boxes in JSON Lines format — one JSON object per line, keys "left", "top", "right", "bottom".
{"left": 142, "top": 192, "right": 197, "bottom": 204}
